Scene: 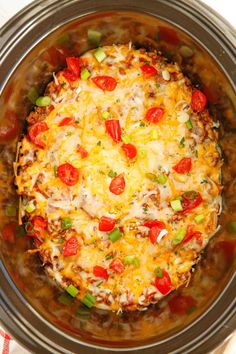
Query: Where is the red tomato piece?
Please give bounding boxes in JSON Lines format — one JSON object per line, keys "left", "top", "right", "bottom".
{"left": 145, "top": 107, "right": 164, "bottom": 124}
{"left": 32, "top": 216, "right": 47, "bottom": 232}
{"left": 143, "top": 220, "right": 166, "bottom": 229}
{"left": 183, "top": 225, "right": 202, "bottom": 244}
{"left": 168, "top": 295, "right": 196, "bottom": 315}
{"left": 154, "top": 270, "right": 172, "bottom": 295}
{"left": 66, "top": 57, "right": 81, "bottom": 76}
{"left": 105, "top": 120, "right": 121, "bottom": 143}
{"left": 93, "top": 265, "right": 109, "bottom": 281}
{"left": 191, "top": 90, "right": 207, "bottom": 112}
{"left": 62, "top": 236, "right": 79, "bottom": 257}
{"left": 141, "top": 64, "right": 158, "bottom": 78}
{"left": 63, "top": 69, "right": 78, "bottom": 82}
{"left": 180, "top": 191, "right": 203, "bottom": 214}
{"left": 109, "top": 174, "right": 125, "bottom": 195}
{"left": 121, "top": 144, "right": 137, "bottom": 159}
{"left": 173, "top": 157, "right": 192, "bottom": 174}
{"left": 149, "top": 225, "right": 165, "bottom": 244}
{"left": 109, "top": 258, "right": 124, "bottom": 274}
{"left": 59, "top": 117, "right": 75, "bottom": 126}
{"left": 92, "top": 76, "right": 117, "bottom": 91}
{"left": 77, "top": 146, "right": 89, "bottom": 158}
{"left": 0, "top": 110, "right": 19, "bottom": 141}
{"left": 159, "top": 26, "right": 180, "bottom": 45}
{"left": 28, "top": 122, "right": 49, "bottom": 148}
{"left": 99, "top": 216, "right": 116, "bottom": 232}
{"left": 58, "top": 163, "right": 79, "bottom": 186}
{"left": 1, "top": 222, "right": 16, "bottom": 243}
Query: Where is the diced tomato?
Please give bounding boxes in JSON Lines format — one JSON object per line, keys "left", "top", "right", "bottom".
{"left": 0, "top": 110, "right": 19, "bottom": 142}
{"left": 183, "top": 225, "right": 202, "bottom": 245}
{"left": 62, "top": 236, "right": 79, "bottom": 257}
{"left": 191, "top": 90, "right": 207, "bottom": 112}
{"left": 109, "top": 258, "right": 124, "bottom": 274}
{"left": 32, "top": 216, "right": 47, "bottom": 232}
{"left": 155, "top": 270, "right": 172, "bottom": 295}
{"left": 1, "top": 222, "right": 16, "bottom": 243}
{"left": 159, "top": 26, "right": 180, "bottom": 45}
{"left": 63, "top": 57, "right": 81, "bottom": 82}
{"left": 145, "top": 107, "right": 164, "bottom": 124}
{"left": 93, "top": 265, "right": 108, "bottom": 281}
{"left": 141, "top": 64, "right": 158, "bottom": 78}
{"left": 168, "top": 295, "right": 196, "bottom": 315}
{"left": 109, "top": 174, "right": 125, "bottom": 195}
{"left": 214, "top": 241, "right": 236, "bottom": 264}
{"left": 28, "top": 122, "right": 49, "bottom": 148}
{"left": 59, "top": 117, "right": 75, "bottom": 126}
{"left": 58, "top": 163, "right": 79, "bottom": 186}
{"left": 92, "top": 76, "right": 117, "bottom": 91}
{"left": 143, "top": 220, "right": 166, "bottom": 229}
{"left": 99, "top": 216, "right": 116, "bottom": 232}
{"left": 149, "top": 225, "right": 165, "bottom": 244}
{"left": 180, "top": 191, "right": 203, "bottom": 214}
{"left": 173, "top": 157, "right": 192, "bottom": 174}
{"left": 121, "top": 144, "right": 137, "bottom": 159}
{"left": 105, "top": 120, "right": 121, "bottom": 143}
{"left": 77, "top": 146, "right": 88, "bottom": 158}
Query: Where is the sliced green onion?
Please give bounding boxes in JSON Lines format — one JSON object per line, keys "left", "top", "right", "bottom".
{"left": 176, "top": 195, "right": 184, "bottom": 201}
{"left": 145, "top": 172, "right": 157, "bottom": 182}
{"left": 140, "top": 121, "right": 145, "bottom": 127}
{"left": 58, "top": 292, "right": 73, "bottom": 305}
{"left": 151, "top": 129, "right": 159, "bottom": 140}
{"left": 186, "top": 119, "right": 193, "bottom": 130}
{"left": 173, "top": 228, "right": 186, "bottom": 245}
{"left": 179, "top": 137, "right": 185, "bottom": 148}
{"left": 35, "top": 96, "right": 52, "bottom": 107}
{"left": 25, "top": 201, "right": 36, "bottom": 213}
{"left": 77, "top": 306, "right": 91, "bottom": 317}
{"left": 108, "top": 227, "right": 122, "bottom": 242}
{"left": 82, "top": 293, "right": 96, "bottom": 308}
{"left": 27, "top": 87, "right": 39, "bottom": 104}
{"left": 94, "top": 47, "right": 106, "bottom": 62}
{"left": 194, "top": 214, "right": 205, "bottom": 224}
{"left": 154, "top": 267, "right": 163, "bottom": 278}
{"left": 71, "top": 159, "right": 80, "bottom": 168}
{"left": 108, "top": 170, "right": 117, "bottom": 178}
{"left": 101, "top": 110, "right": 109, "bottom": 119}
{"left": 25, "top": 221, "right": 34, "bottom": 234}
{"left": 61, "top": 217, "right": 72, "bottom": 230}
{"left": 97, "top": 140, "right": 101, "bottom": 146}
{"left": 54, "top": 166, "right": 58, "bottom": 177}
{"left": 57, "top": 33, "right": 70, "bottom": 45}
{"left": 80, "top": 68, "right": 90, "bottom": 80}
{"left": 105, "top": 254, "right": 114, "bottom": 260}
{"left": 87, "top": 29, "right": 102, "bottom": 46}
{"left": 156, "top": 173, "right": 167, "bottom": 185}
{"left": 227, "top": 221, "right": 236, "bottom": 234}
{"left": 170, "top": 199, "right": 183, "bottom": 212}
{"left": 66, "top": 284, "right": 79, "bottom": 297}
{"left": 124, "top": 255, "right": 140, "bottom": 268}
{"left": 5, "top": 205, "right": 17, "bottom": 217}
{"left": 138, "top": 149, "right": 147, "bottom": 158}
{"left": 121, "top": 134, "right": 131, "bottom": 144}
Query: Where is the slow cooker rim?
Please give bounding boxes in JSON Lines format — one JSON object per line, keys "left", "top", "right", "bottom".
{"left": 0, "top": 1, "right": 236, "bottom": 353}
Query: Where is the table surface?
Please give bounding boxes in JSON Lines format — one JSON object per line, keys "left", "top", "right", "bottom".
{"left": 0, "top": 1, "right": 235, "bottom": 354}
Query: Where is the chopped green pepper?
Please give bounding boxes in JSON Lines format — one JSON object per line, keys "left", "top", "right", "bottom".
{"left": 80, "top": 68, "right": 90, "bottom": 80}
{"left": 194, "top": 214, "right": 205, "bottom": 224}
{"left": 87, "top": 29, "right": 102, "bottom": 46}
{"left": 170, "top": 199, "right": 183, "bottom": 212}
{"left": 94, "top": 47, "right": 106, "bottom": 62}
{"left": 124, "top": 255, "right": 140, "bottom": 268}
{"left": 156, "top": 173, "right": 167, "bottom": 185}
{"left": 154, "top": 267, "right": 163, "bottom": 278}
{"left": 101, "top": 111, "right": 109, "bottom": 119}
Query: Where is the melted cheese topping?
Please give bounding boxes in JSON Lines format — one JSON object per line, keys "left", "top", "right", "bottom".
{"left": 15, "top": 45, "right": 222, "bottom": 311}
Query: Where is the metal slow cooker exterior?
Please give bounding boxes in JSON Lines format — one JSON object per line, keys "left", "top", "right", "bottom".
{"left": 0, "top": 0, "right": 236, "bottom": 353}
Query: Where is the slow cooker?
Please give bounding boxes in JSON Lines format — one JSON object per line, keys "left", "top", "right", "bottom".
{"left": 0, "top": 0, "right": 236, "bottom": 353}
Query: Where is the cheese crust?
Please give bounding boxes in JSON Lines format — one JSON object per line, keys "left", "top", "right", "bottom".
{"left": 15, "top": 44, "right": 222, "bottom": 311}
